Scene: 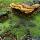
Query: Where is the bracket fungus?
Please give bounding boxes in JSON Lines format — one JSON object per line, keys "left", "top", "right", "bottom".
{"left": 10, "top": 3, "right": 40, "bottom": 14}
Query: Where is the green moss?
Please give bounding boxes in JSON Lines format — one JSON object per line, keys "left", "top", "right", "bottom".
{"left": 0, "top": 0, "right": 40, "bottom": 40}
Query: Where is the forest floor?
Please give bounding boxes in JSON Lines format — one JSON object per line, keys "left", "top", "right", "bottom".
{"left": 0, "top": 0, "right": 40, "bottom": 40}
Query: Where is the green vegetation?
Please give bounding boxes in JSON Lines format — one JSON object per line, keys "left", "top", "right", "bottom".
{"left": 0, "top": 0, "right": 40, "bottom": 40}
